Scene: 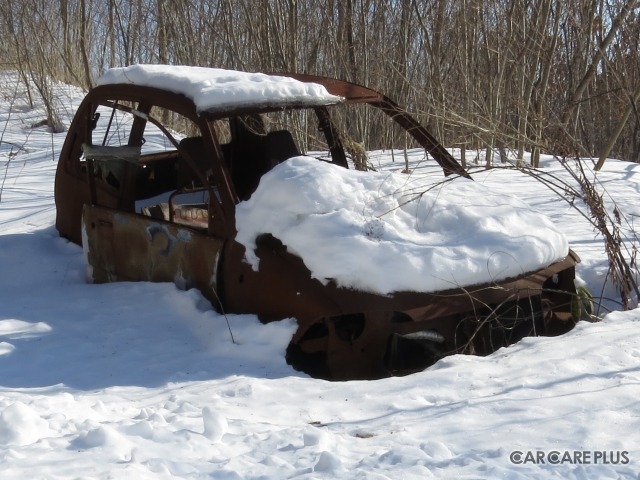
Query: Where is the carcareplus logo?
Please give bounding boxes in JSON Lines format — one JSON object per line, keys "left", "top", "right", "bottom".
{"left": 510, "top": 450, "right": 629, "bottom": 465}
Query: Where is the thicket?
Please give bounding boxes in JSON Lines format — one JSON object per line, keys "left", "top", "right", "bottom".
{"left": 0, "top": 0, "right": 638, "bottom": 166}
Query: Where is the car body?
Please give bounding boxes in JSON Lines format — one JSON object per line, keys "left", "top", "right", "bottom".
{"left": 55, "top": 65, "right": 579, "bottom": 380}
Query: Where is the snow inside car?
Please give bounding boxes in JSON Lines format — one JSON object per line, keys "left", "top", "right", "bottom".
{"left": 55, "top": 65, "right": 579, "bottom": 380}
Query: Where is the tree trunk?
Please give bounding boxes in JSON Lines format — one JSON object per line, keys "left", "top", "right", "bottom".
{"left": 561, "top": 0, "right": 637, "bottom": 127}
{"left": 595, "top": 84, "right": 640, "bottom": 170}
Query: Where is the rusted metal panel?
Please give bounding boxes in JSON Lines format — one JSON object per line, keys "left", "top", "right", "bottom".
{"left": 220, "top": 235, "right": 577, "bottom": 379}
{"left": 83, "top": 205, "right": 223, "bottom": 309}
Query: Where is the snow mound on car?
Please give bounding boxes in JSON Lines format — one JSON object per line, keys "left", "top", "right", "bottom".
{"left": 97, "top": 65, "right": 342, "bottom": 112}
{"left": 236, "top": 156, "right": 569, "bottom": 294}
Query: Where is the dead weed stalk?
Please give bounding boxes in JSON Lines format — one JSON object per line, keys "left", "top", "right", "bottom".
{"left": 488, "top": 157, "right": 640, "bottom": 311}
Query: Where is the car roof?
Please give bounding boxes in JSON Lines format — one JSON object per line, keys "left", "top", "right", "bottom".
{"left": 96, "top": 65, "right": 384, "bottom": 114}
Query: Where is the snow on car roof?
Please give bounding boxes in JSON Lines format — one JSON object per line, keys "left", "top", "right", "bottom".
{"left": 96, "top": 64, "right": 343, "bottom": 113}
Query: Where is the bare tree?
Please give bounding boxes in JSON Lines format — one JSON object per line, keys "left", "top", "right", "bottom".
{"left": 0, "top": 0, "right": 638, "bottom": 164}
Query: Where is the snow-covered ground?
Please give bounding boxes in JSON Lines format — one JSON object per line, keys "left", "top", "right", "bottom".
{"left": 1, "top": 70, "right": 640, "bottom": 478}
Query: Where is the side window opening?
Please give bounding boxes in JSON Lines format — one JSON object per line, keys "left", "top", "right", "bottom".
{"left": 95, "top": 107, "right": 134, "bottom": 147}
{"left": 132, "top": 109, "right": 223, "bottom": 233}
{"left": 79, "top": 100, "right": 218, "bottom": 233}
{"left": 221, "top": 110, "right": 341, "bottom": 201}
{"left": 138, "top": 135, "right": 214, "bottom": 232}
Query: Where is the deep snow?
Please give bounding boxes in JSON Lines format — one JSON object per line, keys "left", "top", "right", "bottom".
{"left": 1, "top": 70, "right": 640, "bottom": 479}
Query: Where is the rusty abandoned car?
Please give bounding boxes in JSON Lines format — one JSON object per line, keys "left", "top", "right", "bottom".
{"left": 55, "top": 65, "right": 580, "bottom": 380}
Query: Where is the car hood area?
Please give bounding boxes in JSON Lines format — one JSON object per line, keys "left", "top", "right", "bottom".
{"left": 236, "top": 155, "right": 570, "bottom": 295}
